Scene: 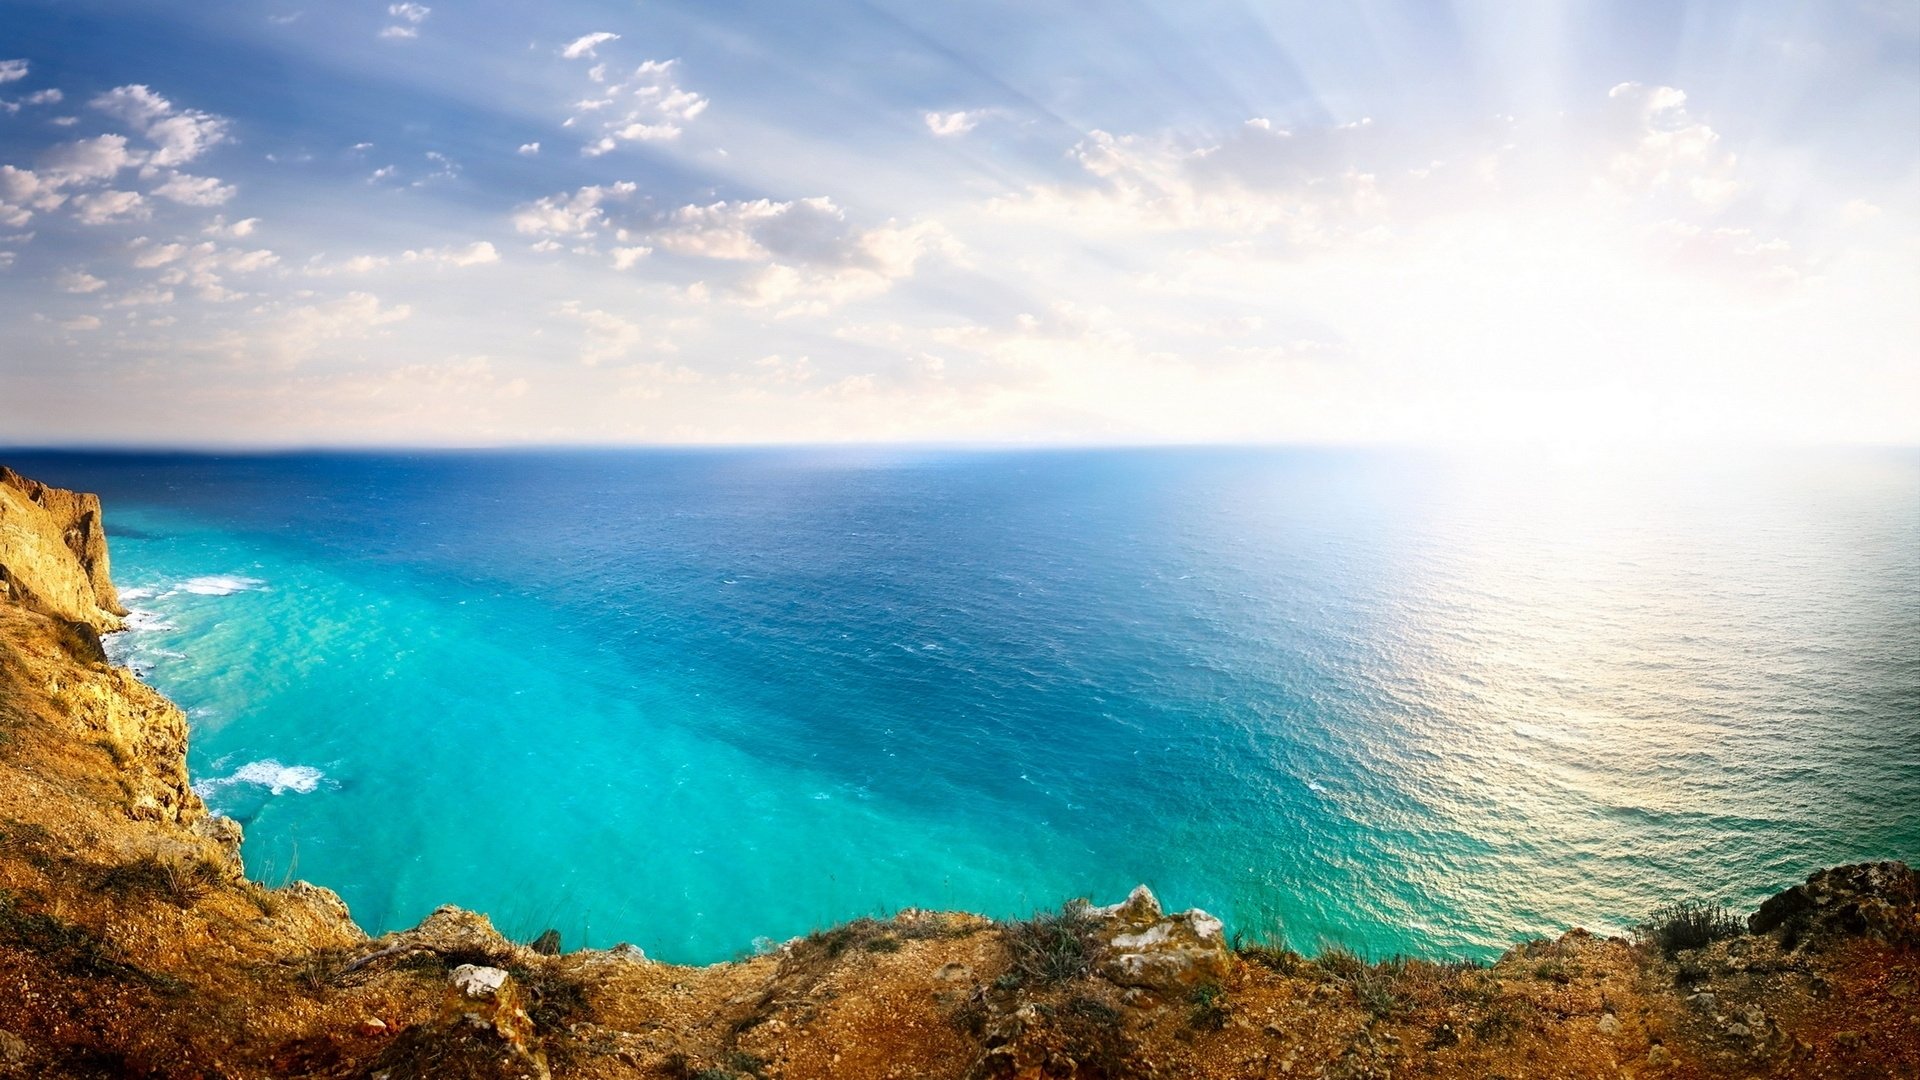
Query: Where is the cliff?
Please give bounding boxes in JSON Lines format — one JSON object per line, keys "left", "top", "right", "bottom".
{"left": 0, "top": 466, "right": 125, "bottom": 635}
{"left": 0, "top": 466, "right": 1913, "bottom": 1079}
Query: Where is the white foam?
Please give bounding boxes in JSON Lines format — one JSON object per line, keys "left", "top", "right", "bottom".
{"left": 176, "top": 575, "right": 267, "bottom": 596}
{"left": 123, "top": 609, "right": 178, "bottom": 632}
{"left": 118, "top": 586, "right": 157, "bottom": 601}
{"left": 194, "top": 759, "right": 325, "bottom": 797}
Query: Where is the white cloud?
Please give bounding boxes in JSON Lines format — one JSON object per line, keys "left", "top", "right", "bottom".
{"left": 518, "top": 142, "right": 540, "bottom": 156}
{"left": 39, "top": 134, "right": 139, "bottom": 186}
{"left": 571, "top": 58, "right": 707, "bottom": 155}
{"left": 59, "top": 270, "right": 106, "bottom": 293}
{"left": 406, "top": 240, "right": 499, "bottom": 267}
{"left": 306, "top": 241, "right": 499, "bottom": 276}
{"left": 562, "top": 32, "right": 620, "bottom": 60}
{"left": 0, "top": 165, "right": 65, "bottom": 225}
{"left": 205, "top": 216, "right": 260, "bottom": 238}
{"left": 70, "top": 189, "right": 148, "bottom": 225}
{"left": 511, "top": 181, "right": 635, "bottom": 237}
{"left": 1603, "top": 82, "right": 1740, "bottom": 208}
{"left": 924, "top": 110, "right": 981, "bottom": 137}
{"left": 24, "top": 89, "right": 62, "bottom": 106}
{"left": 130, "top": 240, "right": 186, "bottom": 267}
{"left": 380, "top": 3, "right": 429, "bottom": 39}
{"left": 271, "top": 292, "right": 412, "bottom": 362}
{"left": 557, "top": 301, "right": 651, "bottom": 365}
{"left": 110, "top": 285, "right": 176, "bottom": 307}
{"left": 152, "top": 171, "right": 236, "bottom": 206}
{"left": 91, "top": 85, "right": 231, "bottom": 168}
{"left": 610, "top": 245, "right": 651, "bottom": 270}
{"left": 58, "top": 315, "right": 101, "bottom": 331}
{"left": 0, "top": 60, "right": 26, "bottom": 85}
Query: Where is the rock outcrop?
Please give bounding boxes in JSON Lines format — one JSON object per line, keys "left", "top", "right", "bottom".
{"left": 0, "top": 465, "right": 124, "bottom": 634}
{"left": 0, "top": 464, "right": 1912, "bottom": 1079}
{"left": 1087, "top": 884, "right": 1232, "bottom": 993}
{"left": 1748, "top": 860, "right": 1920, "bottom": 951}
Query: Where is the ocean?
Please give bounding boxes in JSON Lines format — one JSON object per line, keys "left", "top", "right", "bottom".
{"left": 5, "top": 447, "right": 1916, "bottom": 964}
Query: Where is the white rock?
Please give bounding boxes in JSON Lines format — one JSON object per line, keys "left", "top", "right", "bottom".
{"left": 450, "top": 964, "right": 508, "bottom": 998}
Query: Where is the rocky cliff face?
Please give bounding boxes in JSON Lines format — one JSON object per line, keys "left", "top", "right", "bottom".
{"left": 0, "top": 465, "right": 125, "bottom": 635}
{"left": 0, "top": 465, "right": 1913, "bottom": 1079}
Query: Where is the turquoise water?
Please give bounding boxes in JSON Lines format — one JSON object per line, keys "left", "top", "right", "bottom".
{"left": 6, "top": 448, "right": 1917, "bottom": 963}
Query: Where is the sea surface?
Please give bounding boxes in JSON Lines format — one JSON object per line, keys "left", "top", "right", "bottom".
{"left": 6, "top": 447, "right": 1916, "bottom": 963}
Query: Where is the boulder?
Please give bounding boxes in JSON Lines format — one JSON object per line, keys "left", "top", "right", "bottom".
{"left": 1749, "top": 862, "right": 1919, "bottom": 951}
{"left": 450, "top": 964, "right": 508, "bottom": 999}
{"left": 1086, "top": 885, "right": 1231, "bottom": 993}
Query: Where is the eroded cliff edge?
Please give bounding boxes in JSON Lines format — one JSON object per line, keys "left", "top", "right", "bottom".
{"left": 0, "top": 467, "right": 1913, "bottom": 1080}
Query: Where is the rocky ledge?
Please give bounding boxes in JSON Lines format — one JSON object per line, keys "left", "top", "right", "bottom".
{"left": 0, "top": 466, "right": 1912, "bottom": 1079}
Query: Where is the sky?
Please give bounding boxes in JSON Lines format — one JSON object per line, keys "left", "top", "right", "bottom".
{"left": 1, "top": 0, "right": 1916, "bottom": 447}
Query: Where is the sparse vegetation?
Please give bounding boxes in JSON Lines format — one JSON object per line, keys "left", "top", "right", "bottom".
{"left": 98, "top": 852, "right": 224, "bottom": 907}
{"left": 1187, "top": 982, "right": 1230, "bottom": 1030}
{"left": 1055, "top": 995, "right": 1138, "bottom": 1078}
{"left": 1000, "top": 901, "right": 1100, "bottom": 986}
{"left": 1637, "top": 899, "right": 1745, "bottom": 958}
{"left": 0, "top": 887, "right": 158, "bottom": 984}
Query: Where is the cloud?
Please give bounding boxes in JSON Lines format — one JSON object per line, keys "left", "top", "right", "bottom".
{"left": 381, "top": 3, "right": 429, "bottom": 39}
{"left": 556, "top": 301, "right": 660, "bottom": 365}
{"left": 109, "top": 285, "right": 176, "bottom": 307}
{"left": 409, "top": 240, "right": 498, "bottom": 267}
{"left": 271, "top": 291, "right": 412, "bottom": 362}
{"left": 924, "top": 110, "right": 981, "bottom": 137}
{"left": 562, "top": 32, "right": 620, "bottom": 60}
{"left": 568, "top": 58, "right": 708, "bottom": 155}
{"left": 0, "top": 60, "right": 26, "bottom": 85}
{"left": 1602, "top": 83, "right": 1740, "bottom": 208}
{"left": 58, "top": 315, "right": 101, "bottom": 331}
{"left": 306, "top": 241, "right": 498, "bottom": 276}
{"left": 58, "top": 270, "right": 106, "bottom": 293}
{"left": 204, "top": 216, "right": 260, "bottom": 238}
{"left": 38, "top": 134, "right": 139, "bottom": 186}
{"left": 610, "top": 245, "right": 651, "bottom": 270}
{"left": 518, "top": 142, "right": 540, "bottom": 156}
{"left": 91, "top": 85, "right": 231, "bottom": 168}
{"left": 152, "top": 171, "right": 236, "bottom": 206}
{"left": 129, "top": 238, "right": 278, "bottom": 301}
{"left": 656, "top": 198, "right": 956, "bottom": 315}
{"left": 70, "top": 189, "right": 148, "bottom": 225}
{"left": 0, "top": 165, "right": 65, "bottom": 225}
{"left": 130, "top": 240, "right": 186, "bottom": 268}
{"left": 511, "top": 181, "right": 635, "bottom": 237}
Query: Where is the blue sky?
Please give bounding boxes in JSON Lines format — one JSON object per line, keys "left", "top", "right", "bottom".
{"left": 2, "top": 0, "right": 1916, "bottom": 445}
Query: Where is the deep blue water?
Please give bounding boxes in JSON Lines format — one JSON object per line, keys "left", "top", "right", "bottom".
{"left": 5, "top": 447, "right": 1916, "bottom": 963}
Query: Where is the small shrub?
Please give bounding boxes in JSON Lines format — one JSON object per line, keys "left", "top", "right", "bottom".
{"left": 98, "top": 853, "right": 222, "bottom": 908}
{"left": 1187, "top": 982, "right": 1230, "bottom": 1031}
{"left": 1532, "top": 958, "right": 1573, "bottom": 983}
{"left": 1314, "top": 947, "right": 1408, "bottom": 1018}
{"left": 1237, "top": 942, "right": 1303, "bottom": 974}
{"left": 1001, "top": 902, "right": 1100, "bottom": 987}
{"left": 1471, "top": 998, "right": 1538, "bottom": 1043}
{"left": 862, "top": 934, "right": 902, "bottom": 953}
{"left": 1637, "top": 900, "right": 1744, "bottom": 958}
{"left": 1057, "top": 995, "right": 1137, "bottom": 1078}
{"left": 508, "top": 962, "right": 591, "bottom": 1033}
